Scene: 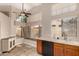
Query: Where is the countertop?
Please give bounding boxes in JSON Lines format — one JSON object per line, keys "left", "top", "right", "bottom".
{"left": 36, "top": 37, "right": 79, "bottom": 46}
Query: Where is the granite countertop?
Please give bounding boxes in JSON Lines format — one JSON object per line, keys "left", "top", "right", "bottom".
{"left": 36, "top": 37, "right": 79, "bottom": 46}
{"left": 52, "top": 39, "right": 79, "bottom": 46}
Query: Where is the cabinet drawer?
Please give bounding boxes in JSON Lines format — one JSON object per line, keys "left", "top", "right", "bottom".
{"left": 13, "top": 40, "right": 15, "bottom": 45}
{"left": 64, "top": 45, "right": 79, "bottom": 56}
{"left": 10, "top": 41, "right": 12, "bottom": 48}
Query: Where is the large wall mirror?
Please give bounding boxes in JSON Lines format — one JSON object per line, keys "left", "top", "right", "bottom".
{"left": 62, "top": 17, "right": 77, "bottom": 41}
{"left": 51, "top": 16, "right": 79, "bottom": 42}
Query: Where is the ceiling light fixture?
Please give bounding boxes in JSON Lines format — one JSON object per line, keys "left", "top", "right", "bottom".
{"left": 16, "top": 3, "right": 31, "bottom": 23}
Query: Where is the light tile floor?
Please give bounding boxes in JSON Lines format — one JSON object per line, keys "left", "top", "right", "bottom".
{"left": 0, "top": 44, "right": 41, "bottom": 56}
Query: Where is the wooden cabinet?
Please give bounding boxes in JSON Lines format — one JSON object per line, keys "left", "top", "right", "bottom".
{"left": 37, "top": 40, "right": 79, "bottom": 56}
{"left": 64, "top": 45, "right": 79, "bottom": 56}
{"left": 54, "top": 43, "right": 64, "bottom": 56}
{"left": 37, "top": 40, "right": 54, "bottom": 55}
{"left": 37, "top": 40, "right": 42, "bottom": 54}
{"left": 54, "top": 43, "right": 79, "bottom": 56}
{"left": 42, "top": 41, "right": 54, "bottom": 56}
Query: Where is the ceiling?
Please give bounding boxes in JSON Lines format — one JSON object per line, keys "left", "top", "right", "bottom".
{"left": 0, "top": 3, "right": 42, "bottom": 16}
{"left": 0, "top": 3, "right": 42, "bottom": 12}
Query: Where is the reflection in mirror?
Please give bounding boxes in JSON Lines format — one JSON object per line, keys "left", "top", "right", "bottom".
{"left": 62, "top": 17, "right": 77, "bottom": 41}
{"left": 16, "top": 26, "right": 22, "bottom": 37}
{"left": 30, "top": 25, "right": 42, "bottom": 39}
{"left": 51, "top": 19, "right": 62, "bottom": 40}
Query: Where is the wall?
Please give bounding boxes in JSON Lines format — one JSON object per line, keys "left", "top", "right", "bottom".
{"left": 0, "top": 21, "right": 1, "bottom": 54}
{"left": 28, "top": 12, "right": 42, "bottom": 26}
{"left": 0, "top": 12, "right": 11, "bottom": 39}
{"left": 0, "top": 12, "right": 11, "bottom": 53}
{"left": 41, "top": 4, "right": 52, "bottom": 41}
{"left": 10, "top": 13, "right": 16, "bottom": 36}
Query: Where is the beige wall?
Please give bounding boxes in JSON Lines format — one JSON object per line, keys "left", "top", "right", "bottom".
{"left": 0, "top": 12, "right": 11, "bottom": 39}
{"left": 0, "top": 12, "right": 11, "bottom": 52}
{"left": 28, "top": 12, "right": 42, "bottom": 23}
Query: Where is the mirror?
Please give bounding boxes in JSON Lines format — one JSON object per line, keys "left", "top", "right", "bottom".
{"left": 62, "top": 17, "right": 77, "bottom": 41}
{"left": 30, "top": 25, "right": 42, "bottom": 39}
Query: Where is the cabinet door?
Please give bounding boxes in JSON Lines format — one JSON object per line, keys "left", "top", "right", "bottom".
{"left": 37, "top": 40, "right": 42, "bottom": 54}
{"left": 64, "top": 45, "right": 79, "bottom": 56}
{"left": 10, "top": 41, "right": 12, "bottom": 48}
{"left": 13, "top": 40, "right": 15, "bottom": 45}
{"left": 54, "top": 43, "right": 64, "bottom": 56}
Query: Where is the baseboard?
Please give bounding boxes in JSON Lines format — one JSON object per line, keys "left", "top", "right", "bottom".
{"left": 23, "top": 39, "right": 36, "bottom": 48}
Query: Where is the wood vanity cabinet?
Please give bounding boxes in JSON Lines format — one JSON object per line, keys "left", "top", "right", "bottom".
{"left": 37, "top": 40, "right": 42, "bottom": 54}
{"left": 64, "top": 45, "right": 79, "bottom": 56}
{"left": 54, "top": 43, "right": 79, "bottom": 56}
{"left": 54, "top": 43, "right": 64, "bottom": 56}
{"left": 37, "top": 40, "right": 54, "bottom": 56}
{"left": 37, "top": 40, "right": 79, "bottom": 56}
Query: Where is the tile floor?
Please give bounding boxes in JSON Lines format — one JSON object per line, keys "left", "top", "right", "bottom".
{"left": 0, "top": 44, "right": 41, "bottom": 56}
